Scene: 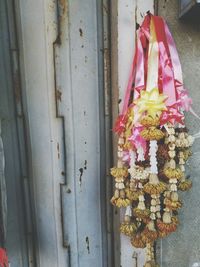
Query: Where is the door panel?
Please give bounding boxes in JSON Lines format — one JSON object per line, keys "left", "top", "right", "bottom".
{"left": 16, "top": 0, "right": 110, "bottom": 266}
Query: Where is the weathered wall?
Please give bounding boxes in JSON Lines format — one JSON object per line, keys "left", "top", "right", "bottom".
{"left": 112, "top": 1, "right": 154, "bottom": 266}
{"left": 157, "top": 1, "right": 200, "bottom": 267}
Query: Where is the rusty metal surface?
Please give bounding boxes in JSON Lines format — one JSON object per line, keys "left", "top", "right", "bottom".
{"left": 157, "top": 1, "right": 200, "bottom": 267}
{"left": 54, "top": 0, "right": 110, "bottom": 265}
{"left": 17, "top": 0, "right": 111, "bottom": 266}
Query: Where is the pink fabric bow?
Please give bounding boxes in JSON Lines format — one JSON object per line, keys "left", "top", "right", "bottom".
{"left": 113, "top": 115, "right": 127, "bottom": 134}
{"left": 128, "top": 126, "right": 146, "bottom": 153}
{"left": 160, "top": 107, "right": 184, "bottom": 125}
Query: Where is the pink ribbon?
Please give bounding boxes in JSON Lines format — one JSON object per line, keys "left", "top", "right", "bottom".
{"left": 164, "top": 19, "right": 200, "bottom": 119}
{"left": 114, "top": 13, "right": 199, "bottom": 137}
{"left": 128, "top": 126, "right": 146, "bottom": 152}
{"left": 133, "top": 36, "right": 145, "bottom": 100}
{"left": 122, "top": 150, "right": 131, "bottom": 163}
{"left": 152, "top": 16, "right": 176, "bottom": 106}
{"left": 153, "top": 15, "right": 198, "bottom": 123}
{"left": 113, "top": 114, "right": 128, "bottom": 135}
{"left": 160, "top": 107, "right": 184, "bottom": 125}
{"left": 164, "top": 21, "right": 184, "bottom": 92}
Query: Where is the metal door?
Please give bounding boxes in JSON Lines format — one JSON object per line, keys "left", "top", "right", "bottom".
{"left": 0, "top": 0, "right": 34, "bottom": 266}
{"left": 14, "top": 0, "right": 113, "bottom": 266}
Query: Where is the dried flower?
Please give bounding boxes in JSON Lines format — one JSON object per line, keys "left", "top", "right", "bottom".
{"left": 157, "top": 217, "right": 179, "bottom": 234}
{"left": 110, "top": 166, "right": 129, "bottom": 178}
{"left": 131, "top": 233, "right": 146, "bottom": 248}
{"left": 164, "top": 167, "right": 183, "bottom": 180}
{"left": 120, "top": 222, "right": 137, "bottom": 237}
{"left": 140, "top": 115, "right": 160, "bottom": 127}
{"left": 141, "top": 127, "right": 165, "bottom": 141}
{"left": 178, "top": 180, "right": 192, "bottom": 191}
{"left": 143, "top": 182, "right": 166, "bottom": 195}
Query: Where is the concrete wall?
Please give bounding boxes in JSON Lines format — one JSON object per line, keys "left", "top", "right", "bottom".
{"left": 157, "top": 1, "right": 200, "bottom": 267}
{"left": 111, "top": 1, "right": 154, "bottom": 266}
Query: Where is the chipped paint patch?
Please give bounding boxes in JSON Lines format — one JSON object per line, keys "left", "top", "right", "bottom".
{"left": 79, "top": 167, "right": 83, "bottom": 187}
{"left": 85, "top": 237, "right": 90, "bottom": 254}
{"left": 57, "top": 142, "right": 60, "bottom": 159}
{"left": 79, "top": 28, "right": 83, "bottom": 37}
{"left": 56, "top": 88, "right": 62, "bottom": 101}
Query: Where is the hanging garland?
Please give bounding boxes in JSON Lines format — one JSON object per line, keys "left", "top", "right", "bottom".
{"left": 111, "top": 13, "right": 195, "bottom": 267}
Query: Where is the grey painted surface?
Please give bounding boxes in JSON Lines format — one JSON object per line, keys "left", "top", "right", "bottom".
{"left": 0, "top": 121, "right": 7, "bottom": 247}
{"left": 54, "top": 0, "right": 107, "bottom": 266}
{"left": 16, "top": 0, "right": 110, "bottom": 266}
{"left": 157, "top": 1, "right": 200, "bottom": 267}
{"left": 0, "top": 1, "right": 32, "bottom": 266}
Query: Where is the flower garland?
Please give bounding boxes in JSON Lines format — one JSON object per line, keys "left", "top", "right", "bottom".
{"left": 111, "top": 13, "right": 194, "bottom": 267}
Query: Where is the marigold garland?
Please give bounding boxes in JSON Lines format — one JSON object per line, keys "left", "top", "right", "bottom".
{"left": 110, "top": 13, "right": 195, "bottom": 266}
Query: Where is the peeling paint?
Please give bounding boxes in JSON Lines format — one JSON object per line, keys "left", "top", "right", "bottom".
{"left": 56, "top": 0, "right": 68, "bottom": 44}
{"left": 57, "top": 142, "right": 60, "bottom": 159}
{"left": 132, "top": 252, "right": 138, "bottom": 267}
{"left": 85, "top": 237, "right": 90, "bottom": 254}
{"left": 66, "top": 188, "right": 71, "bottom": 194}
{"left": 56, "top": 88, "right": 62, "bottom": 101}
{"left": 79, "top": 28, "right": 83, "bottom": 37}
{"left": 84, "top": 160, "right": 87, "bottom": 170}
{"left": 79, "top": 167, "right": 83, "bottom": 187}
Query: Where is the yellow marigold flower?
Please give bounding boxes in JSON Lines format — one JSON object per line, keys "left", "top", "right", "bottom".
{"left": 140, "top": 115, "right": 160, "bottom": 127}
{"left": 143, "top": 182, "right": 167, "bottom": 194}
{"left": 178, "top": 180, "right": 192, "bottom": 191}
{"left": 110, "top": 167, "right": 129, "bottom": 178}
{"left": 164, "top": 167, "right": 183, "bottom": 180}
{"left": 120, "top": 222, "right": 137, "bottom": 237}
{"left": 141, "top": 127, "right": 165, "bottom": 141}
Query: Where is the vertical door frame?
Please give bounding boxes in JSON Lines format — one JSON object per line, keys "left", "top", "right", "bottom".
{"left": 110, "top": 1, "right": 155, "bottom": 266}
{"left": 13, "top": 0, "right": 116, "bottom": 266}
{"left": 4, "top": 0, "right": 36, "bottom": 265}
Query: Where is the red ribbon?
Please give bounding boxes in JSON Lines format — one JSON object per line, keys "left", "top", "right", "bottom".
{"left": 113, "top": 114, "right": 128, "bottom": 135}
{"left": 114, "top": 13, "right": 197, "bottom": 136}
{"left": 128, "top": 126, "right": 146, "bottom": 152}
{"left": 0, "top": 248, "right": 8, "bottom": 267}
